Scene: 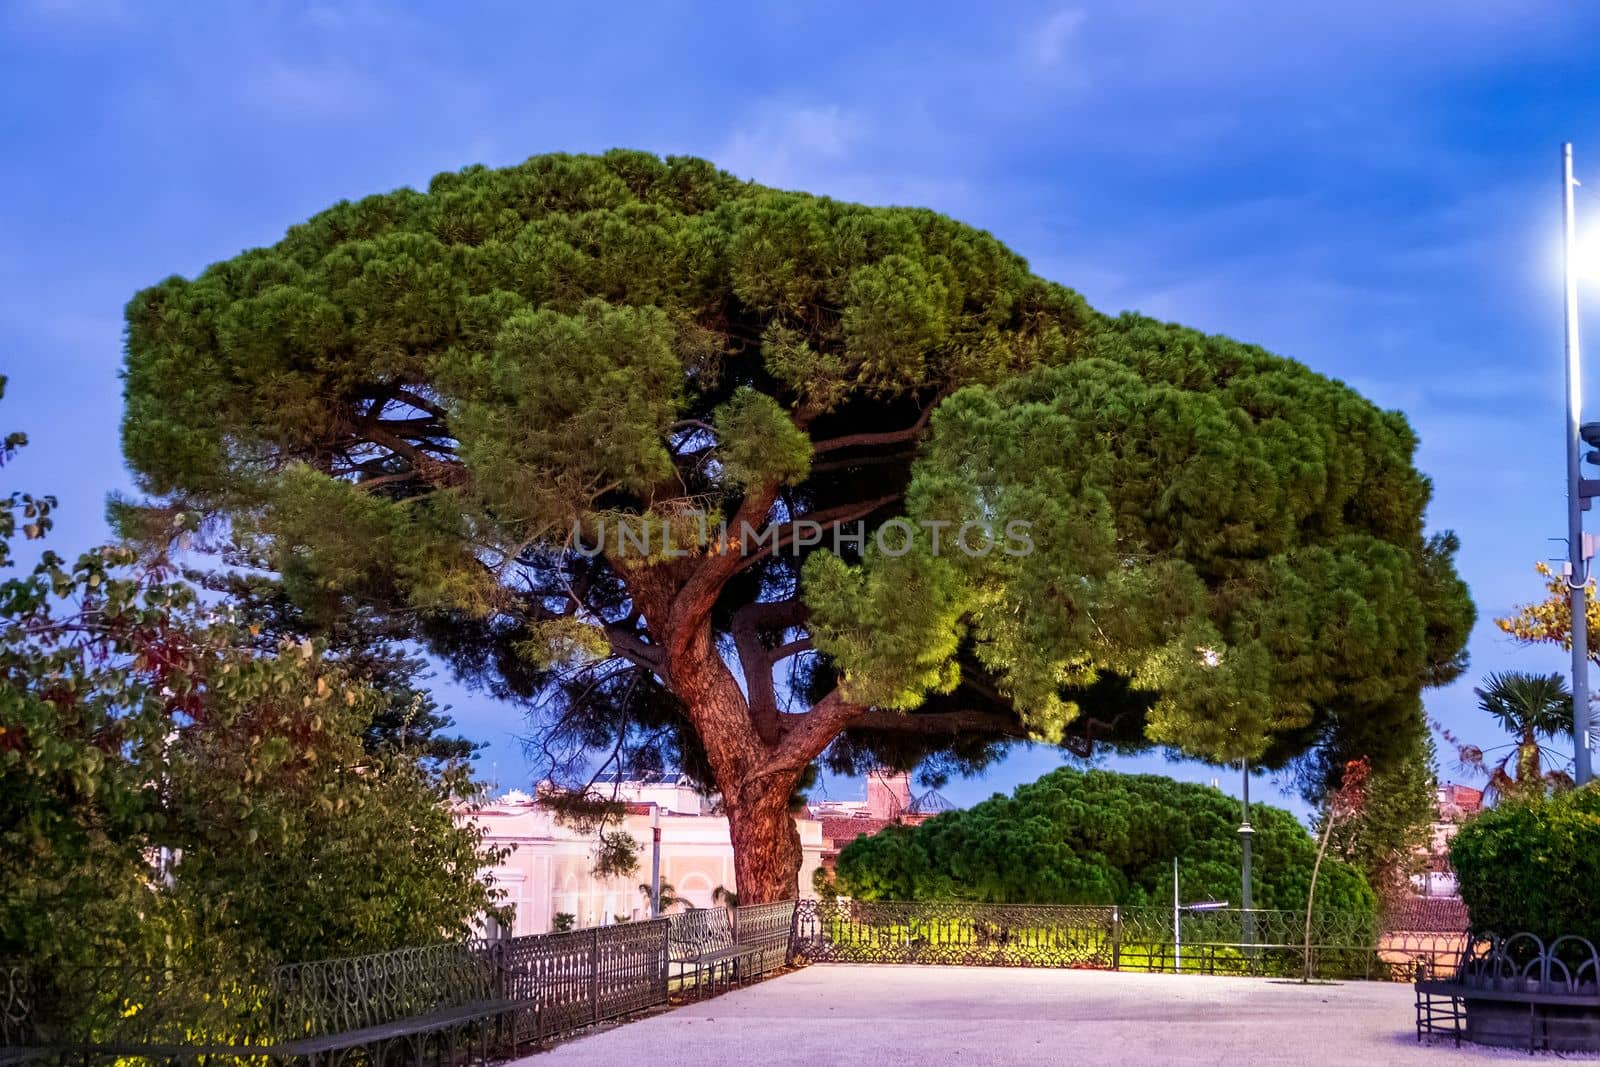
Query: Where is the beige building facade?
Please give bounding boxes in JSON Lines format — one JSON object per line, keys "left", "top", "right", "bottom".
{"left": 466, "top": 780, "right": 827, "bottom": 935}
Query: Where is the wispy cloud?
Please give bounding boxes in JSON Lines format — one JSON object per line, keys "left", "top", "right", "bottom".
{"left": 1025, "top": 8, "right": 1086, "bottom": 70}
{"left": 716, "top": 103, "right": 865, "bottom": 187}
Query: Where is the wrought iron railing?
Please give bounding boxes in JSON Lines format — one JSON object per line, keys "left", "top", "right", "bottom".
{"left": 792, "top": 900, "right": 1117, "bottom": 967}
{"left": 273, "top": 941, "right": 500, "bottom": 1037}
{"left": 1416, "top": 933, "right": 1600, "bottom": 1051}
{"left": 0, "top": 909, "right": 768, "bottom": 1059}
{"left": 792, "top": 900, "right": 1465, "bottom": 981}
{"left": 1452, "top": 932, "right": 1600, "bottom": 993}
{"left": 478, "top": 919, "right": 671, "bottom": 1044}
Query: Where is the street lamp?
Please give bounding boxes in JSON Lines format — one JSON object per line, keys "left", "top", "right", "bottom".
{"left": 1239, "top": 760, "right": 1254, "bottom": 950}
{"left": 1195, "top": 646, "right": 1255, "bottom": 946}
{"left": 1563, "top": 142, "right": 1595, "bottom": 786}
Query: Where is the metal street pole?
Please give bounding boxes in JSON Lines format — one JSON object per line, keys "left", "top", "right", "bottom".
{"left": 1173, "top": 856, "right": 1181, "bottom": 973}
{"left": 649, "top": 804, "right": 663, "bottom": 917}
{"left": 1240, "top": 760, "right": 1254, "bottom": 951}
{"left": 1563, "top": 142, "right": 1595, "bottom": 786}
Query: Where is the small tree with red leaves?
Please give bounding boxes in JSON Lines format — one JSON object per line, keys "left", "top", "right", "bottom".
{"left": 1304, "top": 757, "right": 1371, "bottom": 981}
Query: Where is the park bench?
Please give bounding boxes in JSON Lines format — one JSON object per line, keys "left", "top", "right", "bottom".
{"left": 669, "top": 903, "right": 795, "bottom": 997}
{"left": 1415, "top": 934, "right": 1600, "bottom": 1052}
{"left": 269, "top": 942, "right": 535, "bottom": 1063}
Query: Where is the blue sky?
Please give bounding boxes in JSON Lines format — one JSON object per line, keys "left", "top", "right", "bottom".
{"left": 5, "top": 0, "right": 1600, "bottom": 818}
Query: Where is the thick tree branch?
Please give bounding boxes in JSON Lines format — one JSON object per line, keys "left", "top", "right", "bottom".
{"left": 668, "top": 481, "right": 780, "bottom": 638}
{"left": 363, "top": 425, "right": 465, "bottom": 485}
{"left": 810, "top": 391, "right": 947, "bottom": 455}
{"left": 846, "top": 707, "right": 1029, "bottom": 737}
{"left": 766, "top": 686, "right": 1032, "bottom": 777}
{"left": 602, "top": 625, "right": 664, "bottom": 673}
{"left": 768, "top": 688, "right": 868, "bottom": 771}
{"left": 770, "top": 637, "right": 812, "bottom": 661}
{"left": 729, "top": 598, "right": 812, "bottom": 746}
{"left": 735, "top": 494, "right": 900, "bottom": 571}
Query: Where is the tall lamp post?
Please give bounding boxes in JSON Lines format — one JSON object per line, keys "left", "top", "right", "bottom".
{"left": 1563, "top": 142, "right": 1595, "bottom": 786}
{"left": 1239, "top": 760, "right": 1254, "bottom": 951}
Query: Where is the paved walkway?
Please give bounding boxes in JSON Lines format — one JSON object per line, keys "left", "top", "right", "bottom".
{"left": 515, "top": 964, "right": 1600, "bottom": 1066}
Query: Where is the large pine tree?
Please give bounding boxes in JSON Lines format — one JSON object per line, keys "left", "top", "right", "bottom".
{"left": 121, "top": 151, "right": 1473, "bottom": 901}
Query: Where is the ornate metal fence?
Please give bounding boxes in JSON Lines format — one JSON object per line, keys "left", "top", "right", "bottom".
{"left": 733, "top": 901, "right": 800, "bottom": 978}
{"left": 0, "top": 913, "right": 732, "bottom": 1061}
{"left": 792, "top": 900, "right": 1117, "bottom": 967}
{"left": 793, "top": 900, "right": 1466, "bottom": 981}
{"left": 1417, "top": 933, "right": 1600, "bottom": 1051}
{"left": 1113, "top": 906, "right": 1461, "bottom": 980}
{"left": 479, "top": 919, "right": 670, "bottom": 1044}
{"left": 273, "top": 941, "right": 497, "bottom": 1037}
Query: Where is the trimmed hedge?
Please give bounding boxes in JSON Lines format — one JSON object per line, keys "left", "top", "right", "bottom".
{"left": 833, "top": 767, "right": 1376, "bottom": 918}
{"left": 1449, "top": 785, "right": 1600, "bottom": 942}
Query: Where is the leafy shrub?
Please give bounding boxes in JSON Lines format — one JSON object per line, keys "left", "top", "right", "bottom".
{"left": 1449, "top": 785, "right": 1600, "bottom": 942}
{"left": 835, "top": 767, "right": 1376, "bottom": 919}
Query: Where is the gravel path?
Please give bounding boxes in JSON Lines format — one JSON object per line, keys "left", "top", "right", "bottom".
{"left": 512, "top": 964, "right": 1600, "bottom": 1066}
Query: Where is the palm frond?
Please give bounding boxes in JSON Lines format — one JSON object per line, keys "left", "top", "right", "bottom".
{"left": 1473, "top": 671, "right": 1572, "bottom": 739}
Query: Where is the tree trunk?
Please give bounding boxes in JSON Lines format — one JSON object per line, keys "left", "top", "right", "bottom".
{"left": 1303, "top": 813, "right": 1335, "bottom": 983}
{"left": 651, "top": 592, "right": 806, "bottom": 905}
{"left": 632, "top": 561, "right": 820, "bottom": 906}
{"left": 723, "top": 769, "right": 804, "bottom": 903}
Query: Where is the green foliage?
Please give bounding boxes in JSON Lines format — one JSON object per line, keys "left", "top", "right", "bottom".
{"left": 592, "top": 829, "right": 640, "bottom": 880}
{"left": 819, "top": 327, "right": 1475, "bottom": 764}
{"left": 168, "top": 564, "right": 479, "bottom": 770}
{"left": 712, "top": 387, "right": 812, "bottom": 488}
{"left": 1450, "top": 786, "right": 1600, "bottom": 942}
{"left": 639, "top": 881, "right": 685, "bottom": 914}
{"left": 0, "top": 379, "right": 54, "bottom": 571}
{"left": 1329, "top": 733, "right": 1437, "bottom": 905}
{"left": 834, "top": 768, "right": 1375, "bottom": 919}
{"left": 0, "top": 414, "right": 506, "bottom": 1007}
{"left": 118, "top": 151, "right": 1473, "bottom": 890}
{"left": 158, "top": 668, "right": 506, "bottom": 960}
{"left": 552, "top": 912, "right": 576, "bottom": 932}
{"left": 1447, "top": 671, "right": 1575, "bottom": 800}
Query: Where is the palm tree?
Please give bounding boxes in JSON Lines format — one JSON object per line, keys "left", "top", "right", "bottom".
{"left": 638, "top": 881, "right": 685, "bottom": 914}
{"left": 1454, "top": 671, "right": 1575, "bottom": 800}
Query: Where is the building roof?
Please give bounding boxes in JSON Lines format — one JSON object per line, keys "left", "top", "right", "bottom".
{"left": 1383, "top": 895, "right": 1469, "bottom": 933}
{"left": 1436, "top": 782, "right": 1483, "bottom": 818}
{"left": 907, "top": 788, "right": 956, "bottom": 815}
{"left": 819, "top": 816, "right": 895, "bottom": 845}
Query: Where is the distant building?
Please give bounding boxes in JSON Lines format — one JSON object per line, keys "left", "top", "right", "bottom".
{"left": 809, "top": 769, "right": 956, "bottom": 869}
{"left": 463, "top": 774, "right": 825, "bottom": 935}
{"left": 463, "top": 768, "right": 963, "bottom": 933}
{"left": 1412, "top": 781, "right": 1483, "bottom": 898}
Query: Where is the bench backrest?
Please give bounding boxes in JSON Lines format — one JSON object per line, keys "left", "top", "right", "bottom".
{"left": 272, "top": 943, "right": 494, "bottom": 1035}
{"left": 667, "top": 902, "right": 797, "bottom": 960}
{"left": 736, "top": 901, "right": 797, "bottom": 947}
{"left": 668, "top": 908, "right": 737, "bottom": 960}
